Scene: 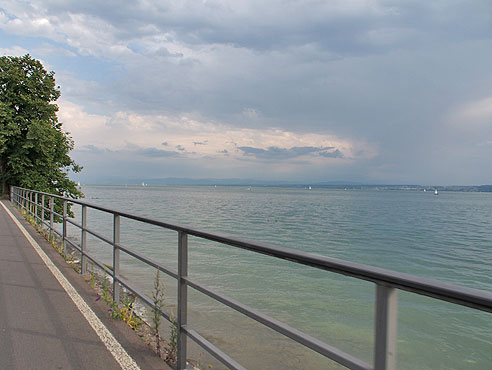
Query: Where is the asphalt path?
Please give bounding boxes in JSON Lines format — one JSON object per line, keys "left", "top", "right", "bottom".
{"left": 0, "top": 200, "right": 169, "bottom": 370}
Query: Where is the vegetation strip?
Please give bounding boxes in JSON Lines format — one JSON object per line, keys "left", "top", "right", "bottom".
{"left": 0, "top": 201, "right": 141, "bottom": 370}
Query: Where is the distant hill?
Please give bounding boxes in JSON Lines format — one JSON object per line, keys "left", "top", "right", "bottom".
{"left": 141, "top": 177, "right": 295, "bottom": 186}
{"left": 82, "top": 177, "right": 492, "bottom": 191}
{"left": 478, "top": 185, "right": 492, "bottom": 192}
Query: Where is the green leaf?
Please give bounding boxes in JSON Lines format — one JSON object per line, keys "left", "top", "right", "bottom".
{"left": 0, "top": 54, "right": 83, "bottom": 213}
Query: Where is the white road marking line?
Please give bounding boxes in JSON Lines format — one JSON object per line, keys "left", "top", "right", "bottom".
{"left": 0, "top": 201, "right": 141, "bottom": 370}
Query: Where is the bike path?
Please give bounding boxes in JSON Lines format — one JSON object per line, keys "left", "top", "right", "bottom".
{"left": 0, "top": 200, "right": 169, "bottom": 370}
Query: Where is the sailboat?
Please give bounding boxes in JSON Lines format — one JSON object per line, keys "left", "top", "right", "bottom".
{"left": 434, "top": 189, "right": 438, "bottom": 196}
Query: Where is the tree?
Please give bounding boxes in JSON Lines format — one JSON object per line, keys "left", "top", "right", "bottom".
{"left": 0, "top": 54, "right": 82, "bottom": 203}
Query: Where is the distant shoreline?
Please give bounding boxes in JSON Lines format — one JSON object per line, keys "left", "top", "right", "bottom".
{"left": 75, "top": 182, "right": 492, "bottom": 192}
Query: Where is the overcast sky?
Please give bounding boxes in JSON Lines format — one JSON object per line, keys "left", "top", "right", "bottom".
{"left": 1, "top": 0, "right": 492, "bottom": 185}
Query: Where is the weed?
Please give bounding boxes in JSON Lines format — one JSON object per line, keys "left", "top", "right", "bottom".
{"left": 108, "top": 300, "right": 121, "bottom": 319}
{"left": 90, "top": 270, "right": 96, "bottom": 288}
{"left": 102, "top": 269, "right": 110, "bottom": 303}
{"left": 152, "top": 270, "right": 165, "bottom": 357}
{"left": 15, "top": 202, "right": 183, "bottom": 366}
{"left": 120, "top": 294, "right": 141, "bottom": 330}
{"left": 168, "top": 310, "right": 177, "bottom": 363}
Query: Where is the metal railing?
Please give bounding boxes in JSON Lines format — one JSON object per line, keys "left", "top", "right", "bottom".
{"left": 10, "top": 186, "right": 492, "bottom": 370}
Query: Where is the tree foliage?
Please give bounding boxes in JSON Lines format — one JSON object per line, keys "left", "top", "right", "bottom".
{"left": 0, "top": 54, "right": 82, "bottom": 201}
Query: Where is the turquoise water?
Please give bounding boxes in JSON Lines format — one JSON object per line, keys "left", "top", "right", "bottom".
{"left": 65, "top": 186, "right": 492, "bottom": 369}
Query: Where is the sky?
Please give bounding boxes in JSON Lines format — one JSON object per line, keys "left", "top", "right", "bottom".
{"left": 1, "top": 0, "right": 492, "bottom": 185}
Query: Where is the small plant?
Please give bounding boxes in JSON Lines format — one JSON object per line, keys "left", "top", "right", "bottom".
{"left": 50, "top": 235, "right": 61, "bottom": 253}
{"left": 121, "top": 293, "right": 141, "bottom": 330}
{"left": 21, "top": 208, "right": 67, "bottom": 256}
{"left": 108, "top": 300, "right": 122, "bottom": 319}
{"left": 15, "top": 201, "right": 200, "bottom": 367}
{"left": 102, "top": 269, "right": 110, "bottom": 303}
{"left": 191, "top": 353, "right": 213, "bottom": 370}
{"left": 168, "top": 310, "right": 177, "bottom": 363}
{"left": 151, "top": 270, "right": 165, "bottom": 357}
{"left": 90, "top": 270, "right": 96, "bottom": 288}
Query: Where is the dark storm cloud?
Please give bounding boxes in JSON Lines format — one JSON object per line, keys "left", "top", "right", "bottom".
{"left": 42, "top": 1, "right": 490, "bottom": 52}
{"left": 319, "top": 149, "right": 344, "bottom": 158}
{"left": 4, "top": 0, "right": 492, "bottom": 183}
{"left": 78, "top": 145, "right": 108, "bottom": 154}
{"left": 137, "top": 147, "right": 180, "bottom": 158}
{"left": 238, "top": 146, "right": 343, "bottom": 160}
{"left": 33, "top": 0, "right": 491, "bottom": 140}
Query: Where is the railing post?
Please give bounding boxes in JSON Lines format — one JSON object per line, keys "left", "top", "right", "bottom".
{"left": 49, "top": 197, "right": 54, "bottom": 241}
{"left": 29, "top": 191, "right": 33, "bottom": 216}
{"left": 81, "top": 205, "right": 87, "bottom": 275}
{"left": 177, "top": 231, "right": 188, "bottom": 370}
{"left": 374, "top": 284, "right": 398, "bottom": 370}
{"left": 62, "top": 200, "right": 67, "bottom": 256}
{"left": 10, "top": 186, "right": 13, "bottom": 202}
{"left": 35, "top": 193, "right": 38, "bottom": 224}
{"left": 112, "top": 214, "right": 120, "bottom": 303}
{"left": 41, "top": 194, "right": 45, "bottom": 227}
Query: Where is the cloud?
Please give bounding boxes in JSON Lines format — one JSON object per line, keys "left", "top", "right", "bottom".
{"left": 451, "top": 96, "right": 492, "bottom": 125}
{"left": 319, "top": 149, "right": 344, "bottom": 158}
{"left": 152, "top": 47, "right": 184, "bottom": 58}
{"left": 0, "top": 45, "right": 29, "bottom": 56}
{"left": 76, "top": 143, "right": 179, "bottom": 158}
{"left": 3, "top": 1, "right": 492, "bottom": 184}
{"left": 137, "top": 147, "right": 180, "bottom": 158}
{"left": 58, "top": 100, "right": 370, "bottom": 159}
{"left": 242, "top": 108, "right": 260, "bottom": 119}
{"left": 33, "top": 43, "right": 76, "bottom": 57}
{"left": 0, "top": 12, "right": 57, "bottom": 39}
{"left": 238, "top": 146, "right": 344, "bottom": 160}
{"left": 78, "top": 144, "right": 107, "bottom": 154}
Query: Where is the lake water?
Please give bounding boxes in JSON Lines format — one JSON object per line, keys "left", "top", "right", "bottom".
{"left": 64, "top": 185, "right": 492, "bottom": 370}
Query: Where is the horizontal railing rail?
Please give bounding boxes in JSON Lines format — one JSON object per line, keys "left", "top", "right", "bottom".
{"left": 10, "top": 186, "right": 492, "bottom": 370}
